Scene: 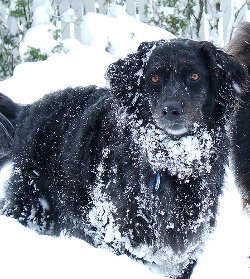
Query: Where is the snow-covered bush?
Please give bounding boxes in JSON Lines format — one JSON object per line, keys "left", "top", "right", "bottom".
{"left": 0, "top": 0, "right": 32, "bottom": 80}
{"left": 0, "top": 0, "right": 62, "bottom": 80}
{"left": 145, "top": 0, "right": 246, "bottom": 45}
{"left": 145, "top": 0, "right": 196, "bottom": 37}
{"left": 102, "top": 0, "right": 198, "bottom": 38}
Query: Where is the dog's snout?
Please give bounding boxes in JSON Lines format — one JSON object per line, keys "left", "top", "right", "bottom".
{"left": 162, "top": 101, "right": 183, "bottom": 118}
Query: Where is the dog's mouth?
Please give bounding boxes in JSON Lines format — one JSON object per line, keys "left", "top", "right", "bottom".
{"left": 165, "top": 126, "right": 189, "bottom": 136}
{"left": 154, "top": 120, "right": 192, "bottom": 137}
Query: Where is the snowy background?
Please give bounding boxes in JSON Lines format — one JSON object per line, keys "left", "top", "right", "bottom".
{"left": 1, "top": 4, "right": 250, "bottom": 279}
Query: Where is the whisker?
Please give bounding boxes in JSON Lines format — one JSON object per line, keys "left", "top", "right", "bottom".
{"left": 0, "top": 114, "right": 14, "bottom": 144}
{"left": 0, "top": 111, "right": 14, "bottom": 129}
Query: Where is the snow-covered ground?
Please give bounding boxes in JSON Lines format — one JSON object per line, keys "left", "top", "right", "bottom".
{"left": 1, "top": 5, "right": 250, "bottom": 279}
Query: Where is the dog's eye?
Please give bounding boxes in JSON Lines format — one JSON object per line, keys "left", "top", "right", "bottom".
{"left": 190, "top": 73, "right": 200, "bottom": 81}
{"left": 150, "top": 75, "right": 161, "bottom": 84}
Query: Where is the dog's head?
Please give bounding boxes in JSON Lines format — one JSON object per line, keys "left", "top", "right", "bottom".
{"left": 106, "top": 39, "right": 247, "bottom": 136}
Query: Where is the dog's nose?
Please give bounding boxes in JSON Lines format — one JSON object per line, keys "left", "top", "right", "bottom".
{"left": 162, "top": 101, "right": 183, "bottom": 119}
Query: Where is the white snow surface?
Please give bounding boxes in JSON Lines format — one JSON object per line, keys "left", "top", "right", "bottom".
{"left": 0, "top": 5, "right": 250, "bottom": 279}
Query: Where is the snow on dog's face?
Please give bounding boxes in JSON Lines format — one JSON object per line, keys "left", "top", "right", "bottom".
{"left": 141, "top": 41, "right": 210, "bottom": 137}
{"left": 106, "top": 38, "right": 245, "bottom": 137}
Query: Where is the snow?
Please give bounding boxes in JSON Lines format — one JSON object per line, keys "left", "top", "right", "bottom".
{"left": 80, "top": 11, "right": 175, "bottom": 57}
{"left": 1, "top": 45, "right": 115, "bottom": 104}
{"left": 0, "top": 215, "right": 164, "bottom": 279}
{"left": 19, "top": 24, "right": 59, "bottom": 58}
{"left": 192, "top": 168, "right": 250, "bottom": 279}
{"left": 132, "top": 123, "right": 214, "bottom": 181}
{"left": 0, "top": 4, "right": 250, "bottom": 279}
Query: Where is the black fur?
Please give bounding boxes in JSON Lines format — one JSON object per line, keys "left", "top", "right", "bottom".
{"left": 0, "top": 93, "right": 19, "bottom": 165}
{"left": 1, "top": 39, "right": 248, "bottom": 278}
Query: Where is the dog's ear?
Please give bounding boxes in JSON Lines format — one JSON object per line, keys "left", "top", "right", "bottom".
{"left": 106, "top": 40, "right": 166, "bottom": 104}
{"left": 226, "top": 22, "right": 250, "bottom": 74}
{"left": 199, "top": 41, "right": 248, "bottom": 112}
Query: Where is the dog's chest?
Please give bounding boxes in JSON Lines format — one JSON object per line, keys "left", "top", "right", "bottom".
{"left": 131, "top": 122, "right": 215, "bottom": 182}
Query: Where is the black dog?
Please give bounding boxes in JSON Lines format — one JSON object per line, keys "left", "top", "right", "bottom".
{"left": 0, "top": 39, "right": 248, "bottom": 278}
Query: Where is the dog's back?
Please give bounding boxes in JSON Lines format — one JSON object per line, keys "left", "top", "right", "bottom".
{"left": 227, "top": 22, "right": 250, "bottom": 208}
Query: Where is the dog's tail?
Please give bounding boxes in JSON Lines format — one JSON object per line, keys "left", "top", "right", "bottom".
{"left": 226, "top": 22, "right": 250, "bottom": 74}
{"left": 0, "top": 93, "right": 21, "bottom": 164}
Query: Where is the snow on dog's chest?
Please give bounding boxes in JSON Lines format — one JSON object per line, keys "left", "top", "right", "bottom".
{"left": 132, "top": 123, "right": 214, "bottom": 181}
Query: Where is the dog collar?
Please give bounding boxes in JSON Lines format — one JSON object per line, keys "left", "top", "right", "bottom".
{"left": 153, "top": 169, "right": 173, "bottom": 191}
{"left": 154, "top": 173, "right": 161, "bottom": 191}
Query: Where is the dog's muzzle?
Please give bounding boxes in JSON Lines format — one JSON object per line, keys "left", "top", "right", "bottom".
{"left": 151, "top": 99, "right": 198, "bottom": 136}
